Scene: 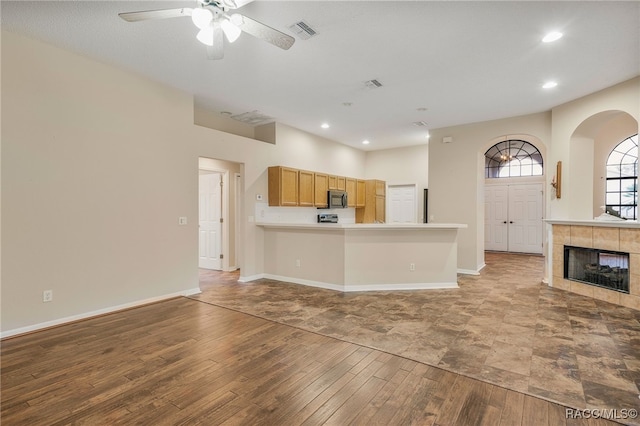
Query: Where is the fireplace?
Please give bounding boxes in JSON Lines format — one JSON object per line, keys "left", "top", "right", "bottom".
{"left": 564, "top": 246, "right": 630, "bottom": 293}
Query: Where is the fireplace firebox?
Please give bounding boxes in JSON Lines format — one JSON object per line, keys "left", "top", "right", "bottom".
{"left": 564, "top": 246, "right": 630, "bottom": 293}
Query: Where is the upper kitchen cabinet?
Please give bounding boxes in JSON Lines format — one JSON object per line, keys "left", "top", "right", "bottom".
{"left": 356, "top": 179, "right": 366, "bottom": 207}
{"left": 268, "top": 166, "right": 298, "bottom": 206}
{"left": 328, "top": 175, "right": 346, "bottom": 190}
{"left": 346, "top": 178, "right": 357, "bottom": 208}
{"left": 314, "top": 173, "right": 329, "bottom": 208}
{"left": 298, "top": 170, "right": 315, "bottom": 207}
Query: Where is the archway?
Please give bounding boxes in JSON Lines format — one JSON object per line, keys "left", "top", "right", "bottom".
{"left": 568, "top": 110, "right": 638, "bottom": 219}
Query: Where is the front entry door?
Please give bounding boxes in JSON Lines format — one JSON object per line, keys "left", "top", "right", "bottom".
{"left": 199, "top": 172, "right": 222, "bottom": 270}
{"left": 485, "top": 183, "right": 543, "bottom": 254}
{"left": 508, "top": 184, "right": 543, "bottom": 253}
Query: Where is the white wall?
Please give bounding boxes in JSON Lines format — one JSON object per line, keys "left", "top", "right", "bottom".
{"left": 0, "top": 31, "right": 366, "bottom": 334}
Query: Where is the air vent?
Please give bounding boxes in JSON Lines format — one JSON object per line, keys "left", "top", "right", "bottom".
{"left": 364, "top": 79, "right": 383, "bottom": 89}
{"left": 230, "top": 111, "right": 274, "bottom": 126}
{"left": 413, "top": 121, "right": 428, "bottom": 127}
{"left": 288, "top": 20, "right": 317, "bottom": 40}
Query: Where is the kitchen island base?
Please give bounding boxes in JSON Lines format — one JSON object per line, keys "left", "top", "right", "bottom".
{"left": 251, "top": 223, "right": 467, "bottom": 292}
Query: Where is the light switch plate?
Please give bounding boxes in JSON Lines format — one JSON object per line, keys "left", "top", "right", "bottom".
{"left": 178, "top": 217, "right": 187, "bottom": 225}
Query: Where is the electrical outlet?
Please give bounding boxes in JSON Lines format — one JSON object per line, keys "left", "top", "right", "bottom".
{"left": 295, "top": 259, "right": 301, "bottom": 267}
{"left": 43, "top": 290, "right": 53, "bottom": 302}
{"left": 409, "top": 263, "right": 415, "bottom": 271}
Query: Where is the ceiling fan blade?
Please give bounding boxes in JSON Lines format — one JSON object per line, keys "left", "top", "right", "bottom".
{"left": 231, "top": 14, "right": 295, "bottom": 50}
{"left": 206, "top": 24, "right": 224, "bottom": 60}
{"left": 221, "top": 0, "right": 255, "bottom": 9}
{"left": 119, "top": 8, "right": 192, "bottom": 22}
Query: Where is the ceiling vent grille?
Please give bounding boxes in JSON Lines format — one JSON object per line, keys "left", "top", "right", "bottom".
{"left": 364, "top": 79, "right": 383, "bottom": 89}
{"left": 413, "top": 121, "right": 428, "bottom": 127}
{"left": 288, "top": 20, "right": 317, "bottom": 40}
{"left": 230, "top": 111, "right": 274, "bottom": 126}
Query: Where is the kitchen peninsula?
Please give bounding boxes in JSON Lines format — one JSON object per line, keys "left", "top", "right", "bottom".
{"left": 254, "top": 222, "right": 467, "bottom": 292}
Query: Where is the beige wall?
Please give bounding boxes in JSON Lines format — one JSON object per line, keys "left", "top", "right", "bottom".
{"left": 1, "top": 31, "right": 366, "bottom": 334}
{"left": 365, "top": 145, "right": 429, "bottom": 222}
{"left": 551, "top": 77, "right": 640, "bottom": 220}
{"left": 592, "top": 113, "right": 638, "bottom": 218}
{"left": 428, "top": 113, "right": 551, "bottom": 272}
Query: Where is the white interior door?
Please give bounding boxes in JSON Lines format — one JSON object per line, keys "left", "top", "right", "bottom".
{"left": 199, "top": 172, "right": 222, "bottom": 270}
{"left": 508, "top": 183, "right": 543, "bottom": 254}
{"left": 485, "top": 183, "right": 543, "bottom": 254}
{"left": 485, "top": 185, "right": 509, "bottom": 251}
{"left": 387, "top": 184, "right": 416, "bottom": 223}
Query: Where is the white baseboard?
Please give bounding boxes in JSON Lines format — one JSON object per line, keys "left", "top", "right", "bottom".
{"left": 344, "top": 282, "right": 459, "bottom": 292}
{"left": 457, "top": 267, "right": 482, "bottom": 275}
{"left": 238, "top": 273, "right": 264, "bottom": 283}
{"left": 262, "top": 274, "right": 345, "bottom": 292}
{"left": 253, "top": 274, "right": 459, "bottom": 292}
{"left": 1, "top": 287, "right": 201, "bottom": 339}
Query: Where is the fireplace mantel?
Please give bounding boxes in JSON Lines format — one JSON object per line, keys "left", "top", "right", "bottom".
{"left": 547, "top": 221, "right": 640, "bottom": 310}
{"left": 546, "top": 219, "right": 640, "bottom": 228}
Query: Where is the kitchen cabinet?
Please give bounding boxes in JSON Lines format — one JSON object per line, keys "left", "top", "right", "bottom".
{"left": 268, "top": 166, "right": 298, "bottom": 206}
{"left": 345, "top": 178, "right": 357, "bottom": 207}
{"left": 356, "top": 179, "right": 386, "bottom": 223}
{"left": 337, "top": 176, "right": 346, "bottom": 191}
{"left": 298, "top": 170, "right": 315, "bottom": 207}
{"left": 314, "top": 173, "right": 329, "bottom": 208}
{"left": 328, "top": 175, "right": 338, "bottom": 189}
{"left": 356, "top": 179, "right": 366, "bottom": 207}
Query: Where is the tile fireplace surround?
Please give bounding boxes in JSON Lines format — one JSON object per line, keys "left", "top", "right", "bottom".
{"left": 549, "top": 220, "right": 640, "bottom": 310}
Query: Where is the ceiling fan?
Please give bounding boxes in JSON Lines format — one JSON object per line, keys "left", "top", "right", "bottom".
{"left": 118, "top": 0, "right": 295, "bottom": 59}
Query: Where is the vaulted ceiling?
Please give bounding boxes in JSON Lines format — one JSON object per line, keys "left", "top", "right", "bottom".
{"left": 2, "top": 1, "right": 638, "bottom": 150}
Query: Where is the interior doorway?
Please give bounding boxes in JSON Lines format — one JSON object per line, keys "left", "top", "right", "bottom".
{"left": 485, "top": 183, "right": 543, "bottom": 254}
{"left": 198, "top": 157, "right": 243, "bottom": 272}
{"left": 199, "top": 171, "right": 223, "bottom": 270}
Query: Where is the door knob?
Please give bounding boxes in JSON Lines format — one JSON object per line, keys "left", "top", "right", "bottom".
{"left": 503, "top": 221, "right": 507, "bottom": 224}
{"left": 509, "top": 221, "right": 514, "bottom": 224}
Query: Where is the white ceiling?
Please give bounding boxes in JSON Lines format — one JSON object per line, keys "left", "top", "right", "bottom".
{"left": 2, "top": 1, "right": 639, "bottom": 151}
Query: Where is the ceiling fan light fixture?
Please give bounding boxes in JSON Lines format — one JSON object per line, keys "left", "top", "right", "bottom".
{"left": 196, "top": 25, "right": 215, "bottom": 46}
{"left": 192, "top": 8, "right": 213, "bottom": 30}
{"left": 221, "top": 18, "right": 241, "bottom": 43}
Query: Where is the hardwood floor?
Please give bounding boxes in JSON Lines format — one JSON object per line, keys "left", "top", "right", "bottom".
{"left": 1, "top": 296, "right": 621, "bottom": 425}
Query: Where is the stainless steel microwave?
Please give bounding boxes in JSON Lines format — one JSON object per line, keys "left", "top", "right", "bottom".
{"left": 328, "top": 190, "right": 348, "bottom": 209}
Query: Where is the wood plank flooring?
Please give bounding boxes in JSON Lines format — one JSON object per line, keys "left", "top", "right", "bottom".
{"left": 1, "top": 297, "right": 620, "bottom": 425}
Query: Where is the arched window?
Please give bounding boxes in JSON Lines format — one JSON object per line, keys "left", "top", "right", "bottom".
{"left": 485, "top": 140, "right": 543, "bottom": 178}
{"left": 606, "top": 134, "right": 638, "bottom": 220}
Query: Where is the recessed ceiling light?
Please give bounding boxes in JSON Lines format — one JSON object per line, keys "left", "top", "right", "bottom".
{"left": 416, "top": 107, "right": 428, "bottom": 112}
{"left": 321, "top": 123, "right": 330, "bottom": 129}
{"left": 542, "top": 31, "right": 563, "bottom": 43}
{"left": 362, "top": 140, "right": 370, "bottom": 145}
{"left": 542, "top": 81, "right": 558, "bottom": 89}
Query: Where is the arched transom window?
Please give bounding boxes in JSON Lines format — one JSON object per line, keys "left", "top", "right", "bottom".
{"left": 606, "top": 134, "right": 638, "bottom": 220}
{"left": 485, "top": 140, "right": 543, "bottom": 178}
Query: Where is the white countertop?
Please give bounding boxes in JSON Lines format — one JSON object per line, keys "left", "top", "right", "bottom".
{"left": 545, "top": 219, "right": 640, "bottom": 228}
{"left": 256, "top": 222, "right": 468, "bottom": 230}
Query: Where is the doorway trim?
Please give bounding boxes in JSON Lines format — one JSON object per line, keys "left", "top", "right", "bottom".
{"left": 199, "top": 166, "right": 230, "bottom": 271}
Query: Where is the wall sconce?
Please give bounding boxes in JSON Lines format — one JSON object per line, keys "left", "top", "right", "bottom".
{"left": 551, "top": 161, "right": 562, "bottom": 198}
